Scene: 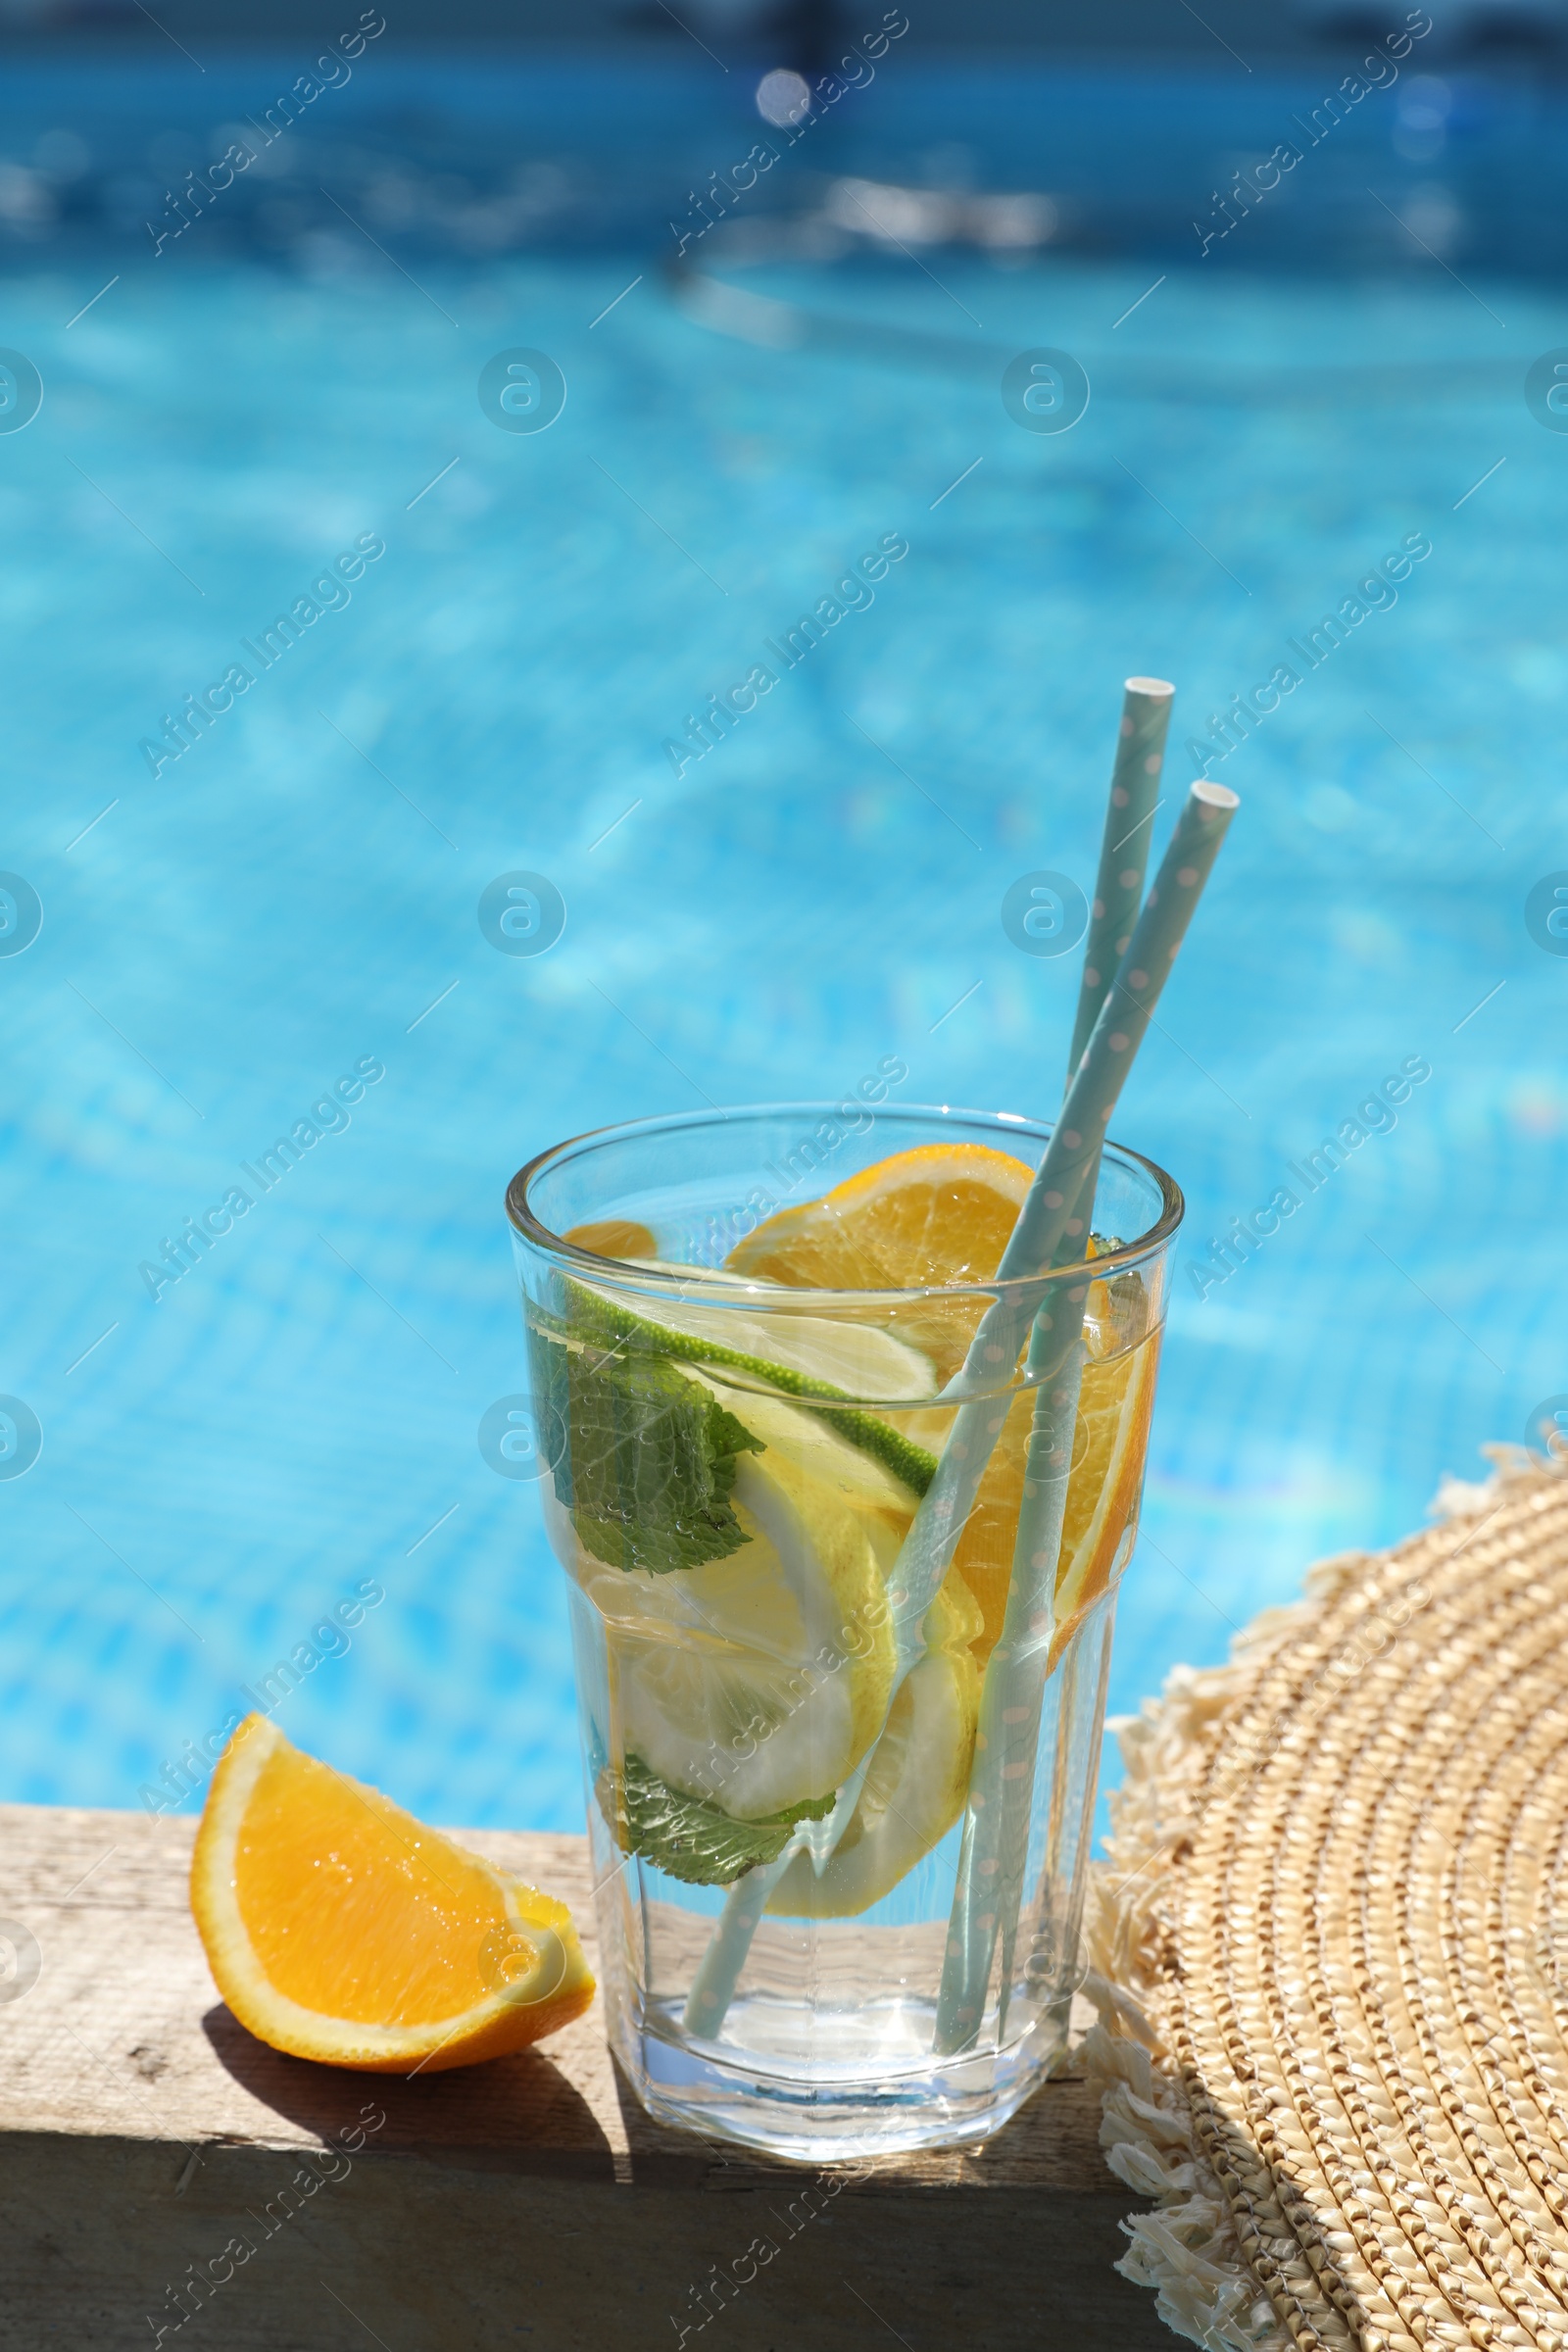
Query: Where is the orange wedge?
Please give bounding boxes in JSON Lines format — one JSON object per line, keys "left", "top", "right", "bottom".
{"left": 728, "top": 1141, "right": 1033, "bottom": 1296}
{"left": 727, "top": 1143, "right": 1035, "bottom": 1383}
{"left": 1051, "top": 1328, "right": 1160, "bottom": 1654}
{"left": 191, "top": 1716, "right": 594, "bottom": 2073}
{"left": 727, "top": 1145, "right": 1159, "bottom": 1664}
{"left": 564, "top": 1217, "right": 657, "bottom": 1259}
{"left": 950, "top": 1324, "right": 1160, "bottom": 1666}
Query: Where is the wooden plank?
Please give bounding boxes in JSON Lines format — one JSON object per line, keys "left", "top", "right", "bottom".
{"left": 0, "top": 1803, "right": 1168, "bottom": 2348}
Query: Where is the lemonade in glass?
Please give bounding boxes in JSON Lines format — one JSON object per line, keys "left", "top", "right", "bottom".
{"left": 508, "top": 1100, "right": 1181, "bottom": 2159}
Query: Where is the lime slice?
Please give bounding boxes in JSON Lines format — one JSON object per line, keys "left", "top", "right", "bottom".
{"left": 765, "top": 1579, "right": 981, "bottom": 1917}
{"left": 556, "top": 1278, "right": 940, "bottom": 1498}
{"left": 531, "top": 1279, "right": 978, "bottom": 1856}
{"left": 608, "top": 1268, "right": 938, "bottom": 1398}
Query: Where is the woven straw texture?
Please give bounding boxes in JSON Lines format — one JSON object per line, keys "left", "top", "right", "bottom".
{"left": 1084, "top": 1454, "right": 1568, "bottom": 2352}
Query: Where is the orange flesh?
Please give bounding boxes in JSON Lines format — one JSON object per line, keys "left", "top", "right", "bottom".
{"left": 950, "top": 1328, "right": 1159, "bottom": 1658}
{"left": 564, "top": 1217, "right": 658, "bottom": 1259}
{"left": 726, "top": 1143, "right": 1031, "bottom": 1298}
{"left": 233, "top": 1742, "right": 527, "bottom": 2027}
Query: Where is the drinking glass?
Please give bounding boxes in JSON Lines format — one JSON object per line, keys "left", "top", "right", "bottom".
{"left": 507, "top": 1102, "right": 1182, "bottom": 2160}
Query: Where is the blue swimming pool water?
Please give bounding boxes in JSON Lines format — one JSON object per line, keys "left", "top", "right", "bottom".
{"left": 1, "top": 55, "right": 1564, "bottom": 1835}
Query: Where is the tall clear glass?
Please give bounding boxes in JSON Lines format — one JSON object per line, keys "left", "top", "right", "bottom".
{"left": 506, "top": 1103, "right": 1182, "bottom": 2161}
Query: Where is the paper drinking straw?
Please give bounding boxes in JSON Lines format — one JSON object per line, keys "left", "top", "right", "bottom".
{"left": 984, "top": 779, "right": 1240, "bottom": 1301}
{"left": 932, "top": 778, "right": 1240, "bottom": 2051}
{"left": 688, "top": 783, "right": 1237, "bottom": 2037}
{"left": 925, "top": 681, "right": 1169, "bottom": 2046}
{"left": 683, "top": 1856, "right": 791, "bottom": 2034}
{"left": 1067, "top": 679, "right": 1174, "bottom": 1076}
{"left": 933, "top": 1341, "right": 1084, "bottom": 2052}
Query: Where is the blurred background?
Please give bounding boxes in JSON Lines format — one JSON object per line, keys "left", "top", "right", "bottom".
{"left": 1, "top": 0, "right": 1564, "bottom": 1834}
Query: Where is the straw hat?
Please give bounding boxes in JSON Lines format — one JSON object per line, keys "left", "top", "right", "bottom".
{"left": 1083, "top": 1452, "right": 1568, "bottom": 2352}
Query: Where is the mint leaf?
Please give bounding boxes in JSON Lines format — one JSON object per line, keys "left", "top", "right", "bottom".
{"left": 607, "top": 1752, "right": 835, "bottom": 1887}
{"left": 530, "top": 1325, "right": 762, "bottom": 1575}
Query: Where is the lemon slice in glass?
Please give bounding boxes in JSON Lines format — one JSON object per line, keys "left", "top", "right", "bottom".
{"left": 765, "top": 1578, "right": 981, "bottom": 1917}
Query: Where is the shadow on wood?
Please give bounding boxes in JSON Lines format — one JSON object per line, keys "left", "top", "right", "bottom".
{"left": 201, "top": 2001, "right": 618, "bottom": 2176}
{"left": 0, "top": 1804, "right": 1170, "bottom": 2348}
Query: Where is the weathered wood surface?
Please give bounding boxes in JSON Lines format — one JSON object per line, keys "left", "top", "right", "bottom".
{"left": 0, "top": 1804, "right": 1167, "bottom": 2349}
